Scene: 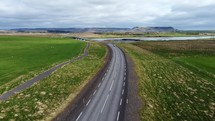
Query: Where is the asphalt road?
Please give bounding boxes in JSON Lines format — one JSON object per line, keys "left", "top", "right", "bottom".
{"left": 75, "top": 44, "right": 127, "bottom": 121}
{"left": 0, "top": 43, "right": 90, "bottom": 100}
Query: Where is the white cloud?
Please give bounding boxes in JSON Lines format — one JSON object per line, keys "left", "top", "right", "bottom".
{"left": 0, "top": 0, "right": 214, "bottom": 29}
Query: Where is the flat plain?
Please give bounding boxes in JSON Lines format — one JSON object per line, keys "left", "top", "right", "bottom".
{"left": 119, "top": 40, "right": 215, "bottom": 121}
{"left": 0, "top": 36, "right": 85, "bottom": 88}
{"left": 133, "top": 40, "right": 215, "bottom": 82}
{"left": 0, "top": 40, "right": 107, "bottom": 120}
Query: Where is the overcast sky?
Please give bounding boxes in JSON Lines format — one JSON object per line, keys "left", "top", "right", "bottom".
{"left": 0, "top": 0, "right": 215, "bottom": 30}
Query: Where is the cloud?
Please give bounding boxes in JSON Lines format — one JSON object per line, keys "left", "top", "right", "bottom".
{"left": 0, "top": 0, "right": 214, "bottom": 30}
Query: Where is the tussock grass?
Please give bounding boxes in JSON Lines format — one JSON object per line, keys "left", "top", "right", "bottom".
{"left": 133, "top": 40, "right": 215, "bottom": 82}
{"left": 119, "top": 43, "right": 215, "bottom": 121}
{"left": 0, "top": 42, "right": 107, "bottom": 120}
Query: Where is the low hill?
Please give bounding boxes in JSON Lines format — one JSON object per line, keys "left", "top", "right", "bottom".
{"left": 10, "top": 26, "right": 178, "bottom": 33}
{"left": 131, "top": 26, "right": 177, "bottom": 32}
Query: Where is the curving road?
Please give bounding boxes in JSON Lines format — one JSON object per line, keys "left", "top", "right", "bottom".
{"left": 74, "top": 43, "right": 127, "bottom": 121}
{"left": 0, "top": 43, "right": 90, "bottom": 100}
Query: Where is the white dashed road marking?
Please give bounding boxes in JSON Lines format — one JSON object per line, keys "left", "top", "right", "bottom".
{"left": 86, "top": 99, "right": 91, "bottom": 106}
{"left": 117, "top": 111, "right": 120, "bottom": 121}
{"left": 76, "top": 112, "right": 83, "bottom": 121}
{"left": 120, "top": 98, "right": 122, "bottom": 105}
{"left": 101, "top": 95, "right": 109, "bottom": 113}
{"left": 93, "top": 90, "right": 97, "bottom": 95}
{"left": 122, "top": 89, "right": 124, "bottom": 95}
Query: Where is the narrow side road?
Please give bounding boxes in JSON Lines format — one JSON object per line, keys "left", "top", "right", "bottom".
{"left": 72, "top": 43, "right": 127, "bottom": 121}
{"left": 0, "top": 43, "right": 90, "bottom": 100}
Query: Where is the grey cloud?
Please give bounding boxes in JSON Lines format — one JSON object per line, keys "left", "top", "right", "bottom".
{"left": 150, "top": 4, "right": 215, "bottom": 29}
{"left": 0, "top": 0, "right": 214, "bottom": 29}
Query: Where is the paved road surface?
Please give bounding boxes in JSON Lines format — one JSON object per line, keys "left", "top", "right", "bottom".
{"left": 75, "top": 44, "right": 127, "bottom": 121}
{"left": 0, "top": 43, "right": 90, "bottom": 100}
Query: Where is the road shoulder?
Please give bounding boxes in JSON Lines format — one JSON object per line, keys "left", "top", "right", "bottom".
{"left": 124, "top": 53, "right": 142, "bottom": 121}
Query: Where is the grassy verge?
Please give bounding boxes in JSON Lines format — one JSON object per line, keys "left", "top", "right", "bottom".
{"left": 133, "top": 40, "right": 215, "bottom": 82}
{"left": 118, "top": 43, "right": 215, "bottom": 121}
{"left": 0, "top": 42, "right": 107, "bottom": 120}
{"left": 0, "top": 36, "right": 85, "bottom": 94}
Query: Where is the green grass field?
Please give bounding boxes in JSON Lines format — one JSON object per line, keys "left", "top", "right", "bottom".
{"left": 0, "top": 42, "right": 107, "bottom": 120}
{"left": 133, "top": 40, "right": 215, "bottom": 82}
{"left": 119, "top": 40, "right": 215, "bottom": 121}
{"left": 178, "top": 56, "right": 215, "bottom": 74}
{"left": 0, "top": 36, "right": 85, "bottom": 87}
{"left": 86, "top": 31, "right": 212, "bottom": 38}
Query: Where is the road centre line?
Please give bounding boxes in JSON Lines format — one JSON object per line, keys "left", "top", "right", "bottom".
{"left": 101, "top": 94, "right": 109, "bottom": 113}
{"left": 110, "top": 80, "right": 114, "bottom": 91}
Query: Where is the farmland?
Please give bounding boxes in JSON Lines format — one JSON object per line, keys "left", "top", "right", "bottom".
{"left": 74, "top": 31, "right": 213, "bottom": 39}
{"left": 119, "top": 40, "right": 215, "bottom": 121}
{"left": 0, "top": 42, "right": 107, "bottom": 120}
{"left": 133, "top": 40, "right": 215, "bottom": 82}
{"left": 0, "top": 36, "right": 85, "bottom": 94}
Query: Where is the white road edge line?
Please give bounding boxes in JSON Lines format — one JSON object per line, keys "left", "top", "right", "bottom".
{"left": 117, "top": 111, "right": 120, "bottom": 121}
{"left": 76, "top": 112, "right": 83, "bottom": 121}
{"left": 120, "top": 98, "right": 122, "bottom": 105}
{"left": 127, "top": 99, "right": 129, "bottom": 104}
{"left": 93, "top": 90, "right": 97, "bottom": 95}
{"left": 124, "top": 77, "right": 126, "bottom": 81}
{"left": 122, "top": 89, "right": 124, "bottom": 95}
{"left": 101, "top": 94, "right": 109, "bottom": 113}
{"left": 98, "top": 83, "right": 101, "bottom": 87}
{"left": 86, "top": 99, "right": 91, "bottom": 106}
